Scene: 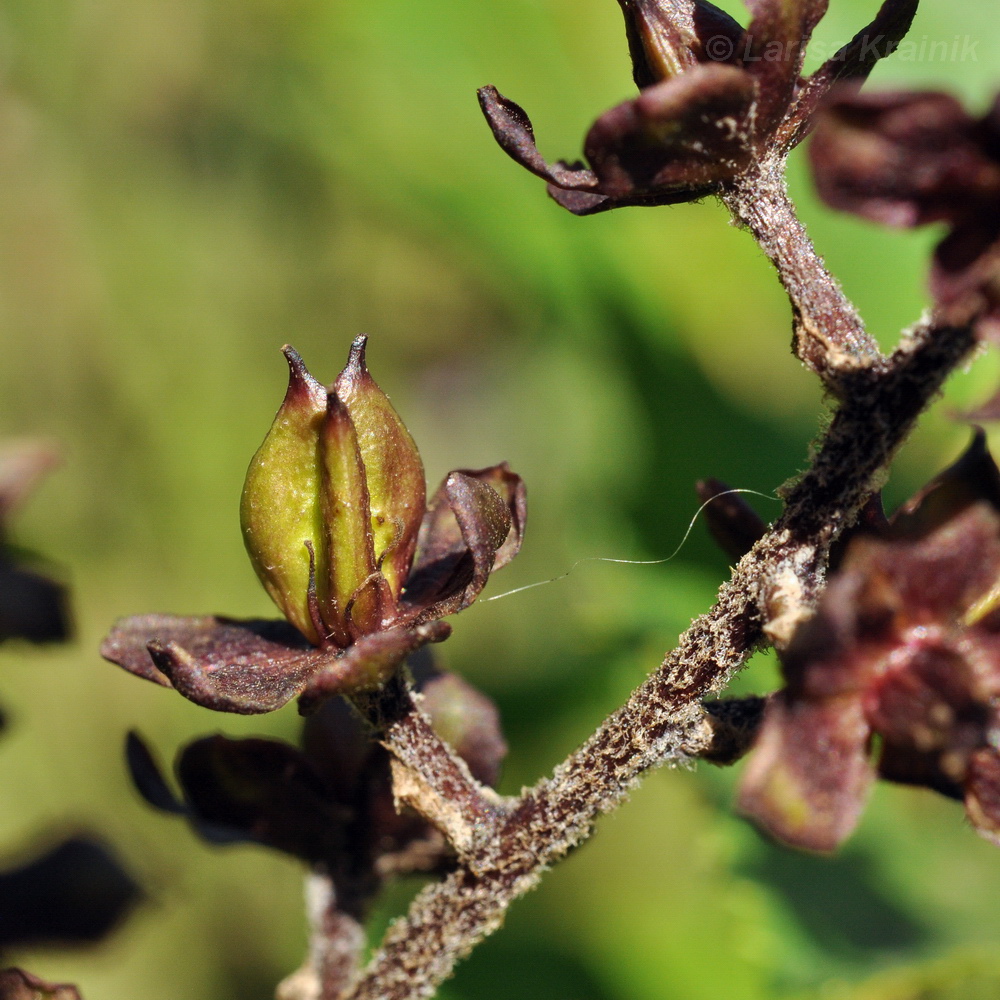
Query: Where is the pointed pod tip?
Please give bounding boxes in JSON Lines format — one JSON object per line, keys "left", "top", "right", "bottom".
{"left": 281, "top": 345, "right": 325, "bottom": 404}
{"left": 346, "top": 335, "right": 369, "bottom": 373}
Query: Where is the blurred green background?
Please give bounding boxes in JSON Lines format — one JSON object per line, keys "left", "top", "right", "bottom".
{"left": 2, "top": 0, "right": 1000, "bottom": 997}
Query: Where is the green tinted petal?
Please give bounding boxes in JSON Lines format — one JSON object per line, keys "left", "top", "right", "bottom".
{"left": 334, "top": 336, "right": 426, "bottom": 598}
{"left": 240, "top": 347, "right": 326, "bottom": 644}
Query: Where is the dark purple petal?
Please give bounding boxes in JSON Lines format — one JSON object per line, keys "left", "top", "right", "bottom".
{"left": 463, "top": 463, "right": 526, "bottom": 571}
{"left": 781, "top": 0, "right": 919, "bottom": 148}
{"left": 738, "top": 691, "right": 874, "bottom": 852}
{"left": 126, "top": 732, "right": 187, "bottom": 815}
{"left": 781, "top": 566, "right": 897, "bottom": 699}
{"left": 864, "top": 505, "right": 1000, "bottom": 621}
{"left": 101, "top": 614, "right": 328, "bottom": 714}
{"left": 864, "top": 646, "right": 984, "bottom": 751}
{"left": 477, "top": 86, "right": 599, "bottom": 190}
{"left": 421, "top": 672, "right": 508, "bottom": 787}
{"left": 0, "top": 560, "right": 70, "bottom": 644}
{"left": 877, "top": 741, "right": 964, "bottom": 799}
{"left": 892, "top": 430, "right": 1000, "bottom": 536}
{"left": 0, "top": 970, "right": 83, "bottom": 1000}
{"left": 546, "top": 187, "right": 616, "bottom": 215}
{"left": 176, "top": 736, "right": 346, "bottom": 862}
{"left": 695, "top": 477, "right": 767, "bottom": 561}
{"left": 0, "top": 838, "right": 141, "bottom": 950}
{"left": 931, "top": 221, "right": 1000, "bottom": 327}
{"left": 583, "top": 65, "right": 755, "bottom": 200}
{"left": 297, "top": 622, "right": 451, "bottom": 714}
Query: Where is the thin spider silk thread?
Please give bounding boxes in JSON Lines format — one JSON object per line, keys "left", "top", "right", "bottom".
{"left": 483, "top": 489, "right": 780, "bottom": 604}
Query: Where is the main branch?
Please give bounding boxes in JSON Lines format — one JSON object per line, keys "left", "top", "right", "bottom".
{"left": 343, "top": 318, "right": 974, "bottom": 1000}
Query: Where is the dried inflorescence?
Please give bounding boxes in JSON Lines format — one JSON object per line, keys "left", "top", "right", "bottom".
{"left": 811, "top": 89, "right": 1000, "bottom": 336}
{"left": 739, "top": 433, "right": 1000, "bottom": 852}
{"left": 101, "top": 339, "right": 526, "bottom": 715}
{"left": 479, "top": 0, "right": 917, "bottom": 214}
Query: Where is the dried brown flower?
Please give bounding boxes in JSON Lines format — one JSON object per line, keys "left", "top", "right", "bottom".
{"left": 480, "top": 0, "right": 917, "bottom": 214}
{"left": 739, "top": 432, "right": 1000, "bottom": 851}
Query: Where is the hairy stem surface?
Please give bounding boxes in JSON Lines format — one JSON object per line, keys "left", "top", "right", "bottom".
{"left": 343, "top": 319, "right": 974, "bottom": 999}
{"left": 723, "top": 161, "right": 882, "bottom": 383}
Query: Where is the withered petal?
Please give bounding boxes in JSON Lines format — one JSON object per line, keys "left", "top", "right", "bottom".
{"left": 0, "top": 838, "right": 141, "bottom": 950}
{"left": 464, "top": 463, "right": 526, "bottom": 572}
{"left": 546, "top": 187, "right": 617, "bottom": 215}
{"left": 743, "top": 0, "right": 828, "bottom": 125}
{"left": 0, "top": 970, "right": 83, "bottom": 1000}
{"left": 297, "top": 622, "right": 451, "bottom": 714}
{"left": 126, "top": 731, "right": 187, "bottom": 815}
{"left": 403, "top": 466, "right": 523, "bottom": 616}
{"left": 782, "top": 0, "right": 919, "bottom": 149}
{"left": 583, "top": 64, "right": 755, "bottom": 201}
{"left": 737, "top": 691, "right": 875, "bottom": 853}
{"left": 101, "top": 614, "right": 328, "bottom": 714}
{"left": 965, "top": 747, "right": 1000, "bottom": 846}
{"left": 843, "top": 505, "right": 1000, "bottom": 624}
{"left": 877, "top": 741, "right": 964, "bottom": 799}
{"left": 477, "top": 86, "right": 599, "bottom": 190}
{"left": 864, "top": 644, "right": 978, "bottom": 749}
{"left": 931, "top": 220, "right": 1000, "bottom": 324}
{"left": 891, "top": 430, "right": 1000, "bottom": 535}
{"left": 176, "top": 735, "right": 345, "bottom": 862}
{"left": 619, "top": 0, "right": 745, "bottom": 87}
{"left": 0, "top": 560, "right": 71, "bottom": 644}
{"left": 810, "top": 90, "right": 999, "bottom": 228}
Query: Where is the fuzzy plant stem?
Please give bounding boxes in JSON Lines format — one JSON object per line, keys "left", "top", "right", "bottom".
{"left": 342, "top": 316, "right": 975, "bottom": 1000}
{"left": 722, "top": 160, "right": 882, "bottom": 384}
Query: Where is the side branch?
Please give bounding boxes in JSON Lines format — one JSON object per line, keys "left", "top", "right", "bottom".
{"left": 344, "top": 319, "right": 974, "bottom": 1000}
{"left": 350, "top": 676, "right": 505, "bottom": 857}
{"left": 722, "top": 160, "right": 882, "bottom": 384}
